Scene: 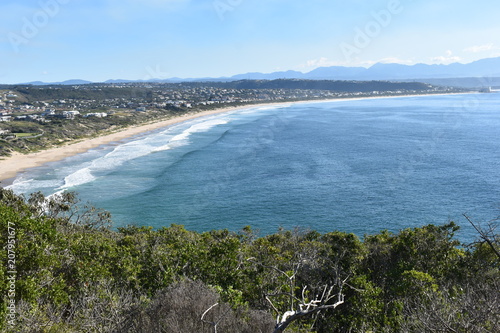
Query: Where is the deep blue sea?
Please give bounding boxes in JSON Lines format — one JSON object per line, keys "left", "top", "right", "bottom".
{"left": 7, "top": 94, "right": 500, "bottom": 242}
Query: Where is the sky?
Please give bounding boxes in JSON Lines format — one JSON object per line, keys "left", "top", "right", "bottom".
{"left": 1, "top": 0, "right": 500, "bottom": 84}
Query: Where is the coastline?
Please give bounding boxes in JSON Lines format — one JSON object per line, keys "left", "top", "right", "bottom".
{"left": 0, "top": 104, "right": 257, "bottom": 185}
{"left": 0, "top": 93, "right": 471, "bottom": 185}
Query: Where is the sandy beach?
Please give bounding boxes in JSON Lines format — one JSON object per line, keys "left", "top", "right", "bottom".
{"left": 0, "top": 93, "right": 465, "bottom": 185}
{"left": 2, "top": 98, "right": 335, "bottom": 184}
{"left": 0, "top": 104, "right": 263, "bottom": 184}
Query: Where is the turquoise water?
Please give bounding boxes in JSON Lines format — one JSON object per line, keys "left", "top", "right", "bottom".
{"left": 7, "top": 94, "right": 500, "bottom": 242}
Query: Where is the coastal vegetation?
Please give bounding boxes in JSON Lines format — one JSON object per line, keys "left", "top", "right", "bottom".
{"left": 0, "top": 108, "right": 172, "bottom": 156}
{"left": 0, "top": 189, "right": 498, "bottom": 332}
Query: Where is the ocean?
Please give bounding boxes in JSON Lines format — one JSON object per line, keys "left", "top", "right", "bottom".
{"left": 6, "top": 94, "right": 500, "bottom": 242}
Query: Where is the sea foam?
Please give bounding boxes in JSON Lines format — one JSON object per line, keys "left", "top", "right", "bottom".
{"left": 54, "top": 116, "right": 230, "bottom": 190}
{"left": 153, "top": 118, "right": 229, "bottom": 152}
{"left": 59, "top": 167, "right": 96, "bottom": 190}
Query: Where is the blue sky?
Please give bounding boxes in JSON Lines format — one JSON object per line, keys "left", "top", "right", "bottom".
{"left": 1, "top": 0, "right": 500, "bottom": 83}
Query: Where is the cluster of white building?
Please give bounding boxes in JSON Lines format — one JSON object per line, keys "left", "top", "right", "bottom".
{"left": 84, "top": 112, "right": 107, "bottom": 118}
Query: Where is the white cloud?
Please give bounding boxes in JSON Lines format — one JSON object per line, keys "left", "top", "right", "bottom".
{"left": 377, "top": 57, "right": 415, "bottom": 65}
{"left": 298, "top": 57, "right": 371, "bottom": 70}
{"left": 302, "top": 57, "right": 339, "bottom": 68}
{"left": 430, "top": 50, "right": 461, "bottom": 64}
{"left": 463, "top": 43, "right": 495, "bottom": 53}
{"left": 359, "top": 60, "right": 377, "bottom": 67}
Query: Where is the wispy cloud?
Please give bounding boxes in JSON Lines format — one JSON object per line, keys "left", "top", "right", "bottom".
{"left": 463, "top": 43, "right": 495, "bottom": 53}
{"left": 430, "top": 50, "right": 461, "bottom": 64}
{"left": 378, "top": 57, "right": 415, "bottom": 65}
{"left": 302, "top": 57, "right": 338, "bottom": 68}
{"left": 298, "top": 57, "right": 370, "bottom": 69}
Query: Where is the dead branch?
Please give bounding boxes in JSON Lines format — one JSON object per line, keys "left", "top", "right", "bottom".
{"left": 464, "top": 214, "right": 500, "bottom": 260}
{"left": 273, "top": 292, "right": 345, "bottom": 333}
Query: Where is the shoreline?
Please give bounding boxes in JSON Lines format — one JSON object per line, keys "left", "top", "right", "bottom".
{"left": 0, "top": 93, "right": 472, "bottom": 185}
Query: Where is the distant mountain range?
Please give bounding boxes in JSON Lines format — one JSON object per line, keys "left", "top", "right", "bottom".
{"left": 24, "top": 79, "right": 95, "bottom": 86}
{"left": 20, "top": 57, "right": 500, "bottom": 88}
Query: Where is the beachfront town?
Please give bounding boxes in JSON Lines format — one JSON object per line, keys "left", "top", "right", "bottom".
{"left": 0, "top": 81, "right": 461, "bottom": 124}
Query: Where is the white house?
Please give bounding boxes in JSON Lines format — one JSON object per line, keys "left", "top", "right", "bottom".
{"left": 84, "top": 112, "right": 108, "bottom": 118}
{"left": 62, "top": 111, "right": 80, "bottom": 119}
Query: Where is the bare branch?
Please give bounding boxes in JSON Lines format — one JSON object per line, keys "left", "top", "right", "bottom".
{"left": 201, "top": 302, "right": 219, "bottom": 326}
{"left": 265, "top": 295, "right": 280, "bottom": 316}
{"left": 273, "top": 292, "right": 345, "bottom": 333}
{"left": 464, "top": 214, "right": 500, "bottom": 260}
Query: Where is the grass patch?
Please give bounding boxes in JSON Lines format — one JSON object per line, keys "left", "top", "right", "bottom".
{"left": 13, "top": 132, "right": 37, "bottom": 138}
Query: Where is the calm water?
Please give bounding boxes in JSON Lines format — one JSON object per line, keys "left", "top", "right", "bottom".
{"left": 7, "top": 94, "right": 500, "bottom": 242}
